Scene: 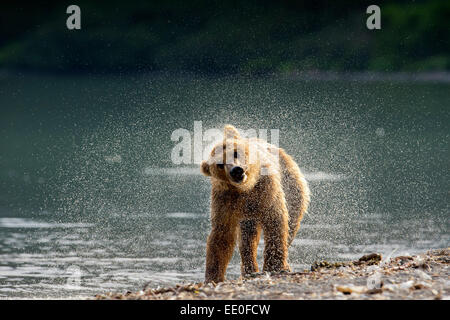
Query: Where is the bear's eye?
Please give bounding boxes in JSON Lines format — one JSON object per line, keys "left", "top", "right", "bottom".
{"left": 234, "top": 151, "right": 238, "bottom": 159}
{"left": 217, "top": 163, "right": 224, "bottom": 169}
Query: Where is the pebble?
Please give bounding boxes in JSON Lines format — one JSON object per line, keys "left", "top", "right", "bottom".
{"left": 94, "top": 248, "right": 449, "bottom": 300}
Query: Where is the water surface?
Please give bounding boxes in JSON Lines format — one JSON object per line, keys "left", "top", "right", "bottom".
{"left": 0, "top": 73, "right": 448, "bottom": 298}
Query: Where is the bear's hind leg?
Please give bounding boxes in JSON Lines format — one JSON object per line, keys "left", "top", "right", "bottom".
{"left": 239, "top": 220, "right": 261, "bottom": 276}
{"left": 261, "top": 206, "right": 290, "bottom": 273}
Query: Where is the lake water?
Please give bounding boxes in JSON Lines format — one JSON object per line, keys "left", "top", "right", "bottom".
{"left": 0, "top": 72, "right": 448, "bottom": 299}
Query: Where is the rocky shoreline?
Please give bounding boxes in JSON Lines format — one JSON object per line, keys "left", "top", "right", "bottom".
{"left": 95, "top": 248, "right": 449, "bottom": 300}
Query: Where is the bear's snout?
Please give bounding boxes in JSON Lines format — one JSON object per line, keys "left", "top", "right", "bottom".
{"left": 230, "top": 166, "right": 245, "bottom": 182}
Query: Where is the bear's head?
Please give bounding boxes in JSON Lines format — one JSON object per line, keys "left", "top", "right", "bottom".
{"left": 200, "top": 125, "right": 266, "bottom": 191}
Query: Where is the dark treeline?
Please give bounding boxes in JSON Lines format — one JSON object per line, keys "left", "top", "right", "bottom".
{"left": 0, "top": 0, "right": 448, "bottom": 74}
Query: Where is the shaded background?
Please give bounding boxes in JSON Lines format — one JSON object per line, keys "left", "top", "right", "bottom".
{"left": 0, "top": 1, "right": 448, "bottom": 298}
{"left": 0, "top": 0, "right": 449, "bottom": 74}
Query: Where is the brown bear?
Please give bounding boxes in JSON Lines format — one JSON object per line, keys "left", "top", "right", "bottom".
{"left": 200, "top": 125, "right": 310, "bottom": 283}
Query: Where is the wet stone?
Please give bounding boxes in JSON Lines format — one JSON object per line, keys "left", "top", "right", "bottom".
{"left": 94, "top": 248, "right": 449, "bottom": 300}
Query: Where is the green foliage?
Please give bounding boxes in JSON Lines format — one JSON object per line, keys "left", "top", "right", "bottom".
{"left": 0, "top": 0, "right": 448, "bottom": 73}
{"left": 369, "top": 0, "right": 450, "bottom": 71}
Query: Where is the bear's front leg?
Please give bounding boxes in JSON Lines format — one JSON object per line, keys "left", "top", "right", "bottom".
{"left": 205, "top": 220, "right": 238, "bottom": 283}
{"left": 261, "top": 204, "right": 290, "bottom": 273}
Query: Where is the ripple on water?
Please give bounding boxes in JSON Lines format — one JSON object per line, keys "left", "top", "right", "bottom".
{"left": 0, "top": 218, "right": 93, "bottom": 229}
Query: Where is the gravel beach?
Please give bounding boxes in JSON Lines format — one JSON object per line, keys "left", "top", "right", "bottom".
{"left": 95, "top": 248, "right": 449, "bottom": 300}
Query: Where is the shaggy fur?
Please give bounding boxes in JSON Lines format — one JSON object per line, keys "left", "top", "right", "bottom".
{"left": 201, "top": 125, "right": 310, "bottom": 283}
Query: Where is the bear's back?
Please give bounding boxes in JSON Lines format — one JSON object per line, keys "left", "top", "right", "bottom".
{"left": 276, "top": 147, "right": 310, "bottom": 245}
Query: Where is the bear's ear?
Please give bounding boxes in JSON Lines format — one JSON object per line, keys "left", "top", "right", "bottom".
{"left": 224, "top": 125, "right": 240, "bottom": 140}
{"left": 200, "top": 160, "right": 211, "bottom": 176}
